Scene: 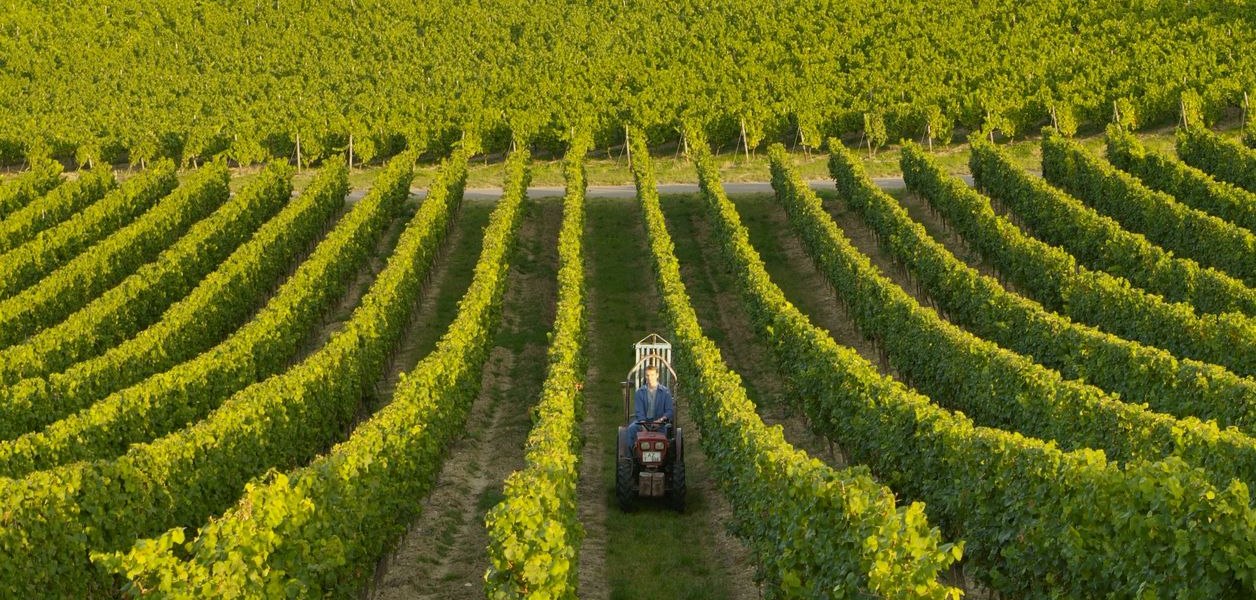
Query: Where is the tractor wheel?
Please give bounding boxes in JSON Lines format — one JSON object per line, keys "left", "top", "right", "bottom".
{"left": 668, "top": 457, "right": 686, "bottom": 513}
{"left": 616, "top": 457, "right": 636, "bottom": 512}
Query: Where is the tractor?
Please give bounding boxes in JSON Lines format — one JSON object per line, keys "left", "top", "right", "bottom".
{"left": 616, "top": 334, "right": 686, "bottom": 512}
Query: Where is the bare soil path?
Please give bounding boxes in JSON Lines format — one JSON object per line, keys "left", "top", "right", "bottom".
{"left": 356, "top": 197, "right": 494, "bottom": 597}
{"left": 368, "top": 197, "right": 561, "bottom": 600}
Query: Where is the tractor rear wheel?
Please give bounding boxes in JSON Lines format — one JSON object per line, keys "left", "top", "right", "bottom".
{"left": 668, "top": 458, "right": 686, "bottom": 512}
{"left": 616, "top": 457, "right": 636, "bottom": 511}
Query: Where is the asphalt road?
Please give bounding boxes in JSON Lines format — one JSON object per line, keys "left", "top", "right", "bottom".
{"left": 348, "top": 175, "right": 977, "bottom": 202}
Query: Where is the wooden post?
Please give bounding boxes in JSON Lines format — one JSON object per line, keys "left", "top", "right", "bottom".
{"left": 295, "top": 133, "right": 302, "bottom": 172}
{"left": 348, "top": 133, "right": 354, "bottom": 170}
{"left": 739, "top": 118, "right": 750, "bottom": 161}
{"left": 624, "top": 124, "right": 631, "bottom": 168}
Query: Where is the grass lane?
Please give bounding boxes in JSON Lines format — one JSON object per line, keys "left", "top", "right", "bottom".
{"left": 584, "top": 196, "right": 751, "bottom": 600}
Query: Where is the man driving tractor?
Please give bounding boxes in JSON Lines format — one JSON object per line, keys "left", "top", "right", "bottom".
{"left": 617, "top": 335, "right": 685, "bottom": 511}
{"left": 628, "top": 364, "right": 673, "bottom": 444}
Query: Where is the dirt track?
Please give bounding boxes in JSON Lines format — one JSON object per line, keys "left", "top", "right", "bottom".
{"left": 368, "top": 198, "right": 561, "bottom": 600}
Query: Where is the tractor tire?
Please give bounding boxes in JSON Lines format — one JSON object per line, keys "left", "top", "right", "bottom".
{"left": 668, "top": 457, "right": 686, "bottom": 513}
{"left": 616, "top": 457, "right": 636, "bottom": 512}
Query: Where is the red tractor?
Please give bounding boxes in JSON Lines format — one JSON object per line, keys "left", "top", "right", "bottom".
{"left": 616, "top": 334, "right": 686, "bottom": 512}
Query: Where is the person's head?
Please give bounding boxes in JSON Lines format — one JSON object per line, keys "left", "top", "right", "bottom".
{"left": 644, "top": 364, "right": 659, "bottom": 389}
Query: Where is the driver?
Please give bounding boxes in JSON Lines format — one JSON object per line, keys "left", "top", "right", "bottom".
{"left": 628, "top": 364, "right": 674, "bottom": 445}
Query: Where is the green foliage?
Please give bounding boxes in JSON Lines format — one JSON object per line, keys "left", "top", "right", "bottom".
{"left": 639, "top": 129, "right": 962, "bottom": 599}
{"left": 921, "top": 105, "right": 951, "bottom": 147}
{"left": 1113, "top": 97, "right": 1139, "bottom": 129}
{"left": 0, "top": 161, "right": 176, "bottom": 300}
{"left": 833, "top": 135, "right": 1256, "bottom": 501}
{"left": 0, "top": 158, "right": 374, "bottom": 475}
{"left": 0, "top": 162, "right": 230, "bottom": 349}
{"left": 0, "top": 167, "right": 115, "bottom": 254}
{"left": 863, "top": 111, "right": 887, "bottom": 156}
{"left": 0, "top": 151, "right": 434, "bottom": 597}
{"left": 1042, "top": 130, "right": 1256, "bottom": 286}
{"left": 0, "top": 163, "right": 309, "bottom": 441}
{"left": 770, "top": 142, "right": 1256, "bottom": 598}
{"left": 1, "top": 1, "right": 1254, "bottom": 160}
{"left": 829, "top": 139, "right": 1256, "bottom": 491}
{"left": 999, "top": 132, "right": 1256, "bottom": 377}
{"left": 96, "top": 148, "right": 512, "bottom": 598}
{"left": 1177, "top": 126, "right": 1256, "bottom": 194}
{"left": 1108, "top": 127, "right": 1256, "bottom": 233}
{"left": 485, "top": 137, "right": 587, "bottom": 599}
{"left": 1050, "top": 103, "right": 1079, "bottom": 138}
{"left": 0, "top": 163, "right": 258, "bottom": 386}
{"left": 1180, "top": 90, "right": 1206, "bottom": 129}
{"left": 0, "top": 158, "right": 62, "bottom": 220}
{"left": 902, "top": 143, "right": 1256, "bottom": 435}
{"left": 970, "top": 138, "right": 1256, "bottom": 317}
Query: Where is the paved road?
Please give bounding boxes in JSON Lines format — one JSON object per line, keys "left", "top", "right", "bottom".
{"left": 348, "top": 175, "right": 976, "bottom": 202}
